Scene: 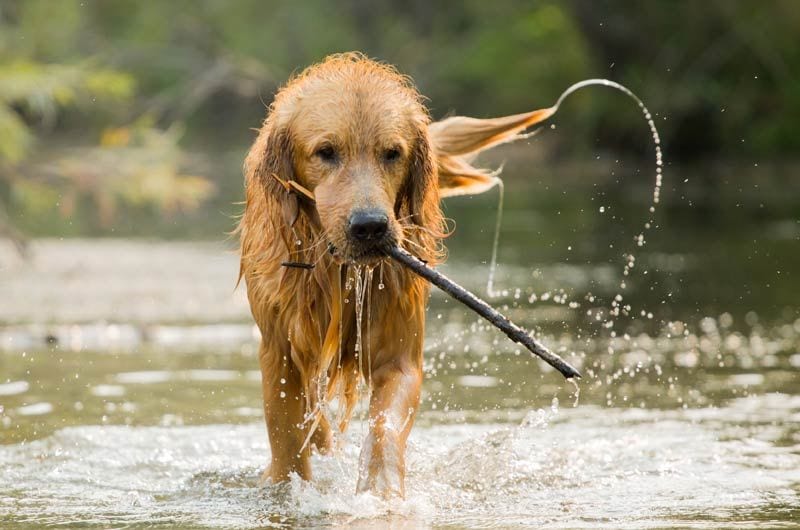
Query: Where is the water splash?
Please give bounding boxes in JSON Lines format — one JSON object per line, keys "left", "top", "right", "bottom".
{"left": 568, "top": 377, "right": 581, "bottom": 408}
{"left": 3, "top": 399, "right": 797, "bottom": 529}
{"left": 486, "top": 179, "right": 505, "bottom": 298}
{"left": 353, "top": 265, "right": 364, "bottom": 362}
{"left": 485, "top": 78, "right": 664, "bottom": 332}
{"left": 377, "top": 261, "right": 385, "bottom": 291}
{"left": 364, "top": 266, "right": 374, "bottom": 383}
{"left": 352, "top": 264, "right": 375, "bottom": 399}
{"left": 337, "top": 264, "right": 344, "bottom": 370}
{"left": 553, "top": 80, "right": 664, "bottom": 331}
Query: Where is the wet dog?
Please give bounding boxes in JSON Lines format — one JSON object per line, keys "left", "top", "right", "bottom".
{"left": 238, "top": 52, "right": 552, "bottom": 497}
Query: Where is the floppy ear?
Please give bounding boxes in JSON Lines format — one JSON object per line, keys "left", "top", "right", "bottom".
{"left": 429, "top": 106, "right": 556, "bottom": 198}
{"left": 244, "top": 121, "right": 299, "bottom": 228}
{"left": 397, "top": 124, "right": 440, "bottom": 227}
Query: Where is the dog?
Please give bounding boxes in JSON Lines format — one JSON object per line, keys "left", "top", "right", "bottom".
{"left": 238, "top": 52, "right": 554, "bottom": 497}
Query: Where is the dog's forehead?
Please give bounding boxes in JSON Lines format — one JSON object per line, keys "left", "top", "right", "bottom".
{"left": 279, "top": 72, "right": 422, "bottom": 147}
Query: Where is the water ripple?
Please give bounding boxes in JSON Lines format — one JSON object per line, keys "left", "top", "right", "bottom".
{"left": 1, "top": 394, "right": 798, "bottom": 529}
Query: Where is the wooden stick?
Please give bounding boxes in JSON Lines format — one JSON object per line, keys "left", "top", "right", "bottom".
{"left": 281, "top": 261, "right": 315, "bottom": 269}
{"left": 263, "top": 179, "right": 580, "bottom": 379}
{"left": 270, "top": 173, "right": 316, "bottom": 202}
{"left": 388, "top": 246, "right": 581, "bottom": 380}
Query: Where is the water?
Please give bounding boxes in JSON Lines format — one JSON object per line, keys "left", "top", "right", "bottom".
{"left": 2, "top": 158, "right": 800, "bottom": 528}
{"left": 2, "top": 400, "right": 798, "bottom": 528}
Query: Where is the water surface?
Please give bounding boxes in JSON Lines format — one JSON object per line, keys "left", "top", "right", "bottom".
{"left": 1, "top": 164, "right": 799, "bottom": 530}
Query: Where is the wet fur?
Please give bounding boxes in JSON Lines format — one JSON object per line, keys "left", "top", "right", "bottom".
{"left": 238, "top": 52, "right": 555, "bottom": 496}
{"left": 239, "top": 53, "right": 442, "bottom": 425}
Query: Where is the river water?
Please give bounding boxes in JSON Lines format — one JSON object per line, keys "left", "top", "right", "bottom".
{"left": 1, "top": 163, "right": 799, "bottom": 528}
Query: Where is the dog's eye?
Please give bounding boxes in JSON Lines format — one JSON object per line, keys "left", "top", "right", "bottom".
{"left": 315, "top": 145, "right": 338, "bottom": 163}
{"left": 383, "top": 148, "right": 401, "bottom": 163}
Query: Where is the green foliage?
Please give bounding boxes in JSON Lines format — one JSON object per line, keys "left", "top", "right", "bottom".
{"left": 0, "top": 60, "right": 133, "bottom": 162}
{"left": 568, "top": 0, "right": 800, "bottom": 158}
{"left": 0, "top": 0, "right": 222, "bottom": 236}
{"left": 0, "top": 104, "right": 31, "bottom": 163}
{"left": 0, "top": 0, "right": 797, "bottom": 239}
{"left": 419, "top": 1, "right": 590, "bottom": 116}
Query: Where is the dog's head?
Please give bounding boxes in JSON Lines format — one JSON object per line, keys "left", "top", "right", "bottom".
{"left": 247, "top": 52, "right": 555, "bottom": 265}
{"left": 251, "top": 53, "right": 440, "bottom": 264}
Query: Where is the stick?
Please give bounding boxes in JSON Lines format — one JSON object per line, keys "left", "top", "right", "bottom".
{"left": 266, "top": 178, "right": 581, "bottom": 379}
{"left": 281, "top": 261, "right": 315, "bottom": 269}
{"left": 388, "top": 246, "right": 581, "bottom": 380}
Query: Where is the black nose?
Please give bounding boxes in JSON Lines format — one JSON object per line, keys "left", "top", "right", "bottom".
{"left": 348, "top": 210, "right": 389, "bottom": 241}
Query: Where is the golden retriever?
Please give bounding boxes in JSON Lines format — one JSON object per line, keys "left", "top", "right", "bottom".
{"left": 238, "top": 52, "right": 553, "bottom": 497}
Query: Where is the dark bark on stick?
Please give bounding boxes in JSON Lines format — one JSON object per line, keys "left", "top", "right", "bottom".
{"left": 388, "top": 246, "right": 581, "bottom": 380}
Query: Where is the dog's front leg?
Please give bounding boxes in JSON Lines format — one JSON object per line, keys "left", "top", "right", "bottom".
{"left": 259, "top": 339, "right": 311, "bottom": 483}
{"left": 356, "top": 349, "right": 423, "bottom": 498}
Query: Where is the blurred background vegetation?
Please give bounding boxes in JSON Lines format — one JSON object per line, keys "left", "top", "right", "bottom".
{"left": 0, "top": 0, "right": 797, "bottom": 245}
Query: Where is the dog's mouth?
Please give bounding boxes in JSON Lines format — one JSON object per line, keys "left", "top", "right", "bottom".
{"left": 329, "top": 236, "right": 396, "bottom": 265}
